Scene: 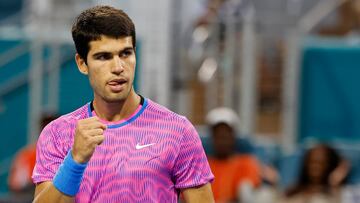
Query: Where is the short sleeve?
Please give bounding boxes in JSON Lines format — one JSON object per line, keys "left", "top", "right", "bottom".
{"left": 173, "top": 118, "right": 214, "bottom": 189}
{"left": 32, "top": 122, "right": 70, "bottom": 184}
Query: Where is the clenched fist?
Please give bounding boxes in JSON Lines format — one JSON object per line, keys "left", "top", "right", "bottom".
{"left": 72, "top": 117, "right": 107, "bottom": 164}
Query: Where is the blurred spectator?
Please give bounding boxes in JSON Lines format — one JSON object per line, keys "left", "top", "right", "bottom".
{"left": 280, "top": 144, "right": 350, "bottom": 203}
{"left": 6, "top": 113, "right": 58, "bottom": 201}
{"left": 206, "top": 107, "right": 262, "bottom": 203}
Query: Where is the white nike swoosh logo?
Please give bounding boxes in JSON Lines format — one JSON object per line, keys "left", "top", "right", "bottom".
{"left": 135, "top": 143, "right": 156, "bottom": 150}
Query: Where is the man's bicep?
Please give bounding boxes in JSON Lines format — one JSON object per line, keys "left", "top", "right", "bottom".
{"left": 181, "top": 183, "right": 215, "bottom": 203}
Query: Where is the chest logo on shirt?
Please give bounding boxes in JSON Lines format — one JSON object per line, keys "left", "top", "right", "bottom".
{"left": 135, "top": 143, "right": 156, "bottom": 150}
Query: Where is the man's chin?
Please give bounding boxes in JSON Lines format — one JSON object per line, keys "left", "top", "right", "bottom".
{"left": 99, "top": 89, "right": 133, "bottom": 103}
{"left": 104, "top": 97, "right": 127, "bottom": 103}
{"left": 100, "top": 93, "right": 124, "bottom": 102}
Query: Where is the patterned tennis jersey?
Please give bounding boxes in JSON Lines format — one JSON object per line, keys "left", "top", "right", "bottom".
{"left": 32, "top": 98, "right": 214, "bottom": 202}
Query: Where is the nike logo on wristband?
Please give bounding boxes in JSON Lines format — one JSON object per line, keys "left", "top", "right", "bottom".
{"left": 136, "top": 143, "right": 156, "bottom": 150}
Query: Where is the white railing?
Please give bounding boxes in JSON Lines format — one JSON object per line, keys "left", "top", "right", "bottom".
{"left": 281, "top": 0, "right": 349, "bottom": 153}
{"left": 0, "top": 43, "right": 28, "bottom": 68}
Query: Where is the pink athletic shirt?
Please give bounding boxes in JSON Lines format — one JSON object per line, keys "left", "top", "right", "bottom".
{"left": 32, "top": 98, "right": 214, "bottom": 202}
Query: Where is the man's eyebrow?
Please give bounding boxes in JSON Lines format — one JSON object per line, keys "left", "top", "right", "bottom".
{"left": 120, "top": 47, "right": 135, "bottom": 52}
{"left": 92, "top": 47, "right": 134, "bottom": 56}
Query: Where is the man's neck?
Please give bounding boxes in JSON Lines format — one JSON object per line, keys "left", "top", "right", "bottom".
{"left": 92, "top": 91, "right": 141, "bottom": 122}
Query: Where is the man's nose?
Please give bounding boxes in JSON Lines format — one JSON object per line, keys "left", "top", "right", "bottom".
{"left": 111, "top": 56, "right": 124, "bottom": 74}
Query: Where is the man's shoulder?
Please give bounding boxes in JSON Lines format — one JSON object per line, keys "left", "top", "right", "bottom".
{"left": 145, "top": 99, "right": 188, "bottom": 123}
{"left": 49, "top": 103, "right": 89, "bottom": 127}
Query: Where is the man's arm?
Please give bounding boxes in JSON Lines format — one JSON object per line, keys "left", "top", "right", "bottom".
{"left": 33, "top": 181, "right": 74, "bottom": 203}
{"left": 181, "top": 183, "right": 215, "bottom": 203}
{"left": 33, "top": 117, "right": 106, "bottom": 202}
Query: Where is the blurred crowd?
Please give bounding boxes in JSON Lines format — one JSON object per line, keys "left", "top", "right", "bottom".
{"left": 204, "top": 106, "right": 357, "bottom": 203}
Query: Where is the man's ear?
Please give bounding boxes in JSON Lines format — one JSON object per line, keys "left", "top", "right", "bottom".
{"left": 75, "top": 53, "right": 88, "bottom": 75}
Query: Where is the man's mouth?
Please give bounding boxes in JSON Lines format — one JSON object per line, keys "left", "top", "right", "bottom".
{"left": 107, "top": 79, "right": 127, "bottom": 92}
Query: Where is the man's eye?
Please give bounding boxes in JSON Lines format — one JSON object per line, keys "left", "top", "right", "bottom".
{"left": 121, "top": 50, "right": 133, "bottom": 57}
{"left": 96, "top": 54, "right": 111, "bottom": 60}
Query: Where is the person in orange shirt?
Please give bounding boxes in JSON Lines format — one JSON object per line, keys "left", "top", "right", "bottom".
{"left": 8, "top": 114, "right": 58, "bottom": 194}
{"left": 206, "top": 107, "right": 262, "bottom": 203}
{"left": 8, "top": 144, "right": 37, "bottom": 193}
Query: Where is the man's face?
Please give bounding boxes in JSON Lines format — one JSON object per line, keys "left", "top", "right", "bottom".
{"left": 77, "top": 35, "right": 136, "bottom": 103}
{"left": 212, "top": 123, "right": 235, "bottom": 159}
{"left": 306, "top": 147, "right": 329, "bottom": 183}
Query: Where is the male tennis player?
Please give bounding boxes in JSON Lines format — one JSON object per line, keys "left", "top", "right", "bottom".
{"left": 32, "top": 5, "right": 214, "bottom": 202}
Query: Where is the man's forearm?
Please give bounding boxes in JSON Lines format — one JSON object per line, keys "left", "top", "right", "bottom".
{"left": 33, "top": 182, "right": 75, "bottom": 203}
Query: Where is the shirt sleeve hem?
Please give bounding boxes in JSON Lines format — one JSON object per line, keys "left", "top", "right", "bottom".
{"left": 175, "top": 177, "right": 214, "bottom": 189}
{"left": 32, "top": 177, "right": 53, "bottom": 184}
